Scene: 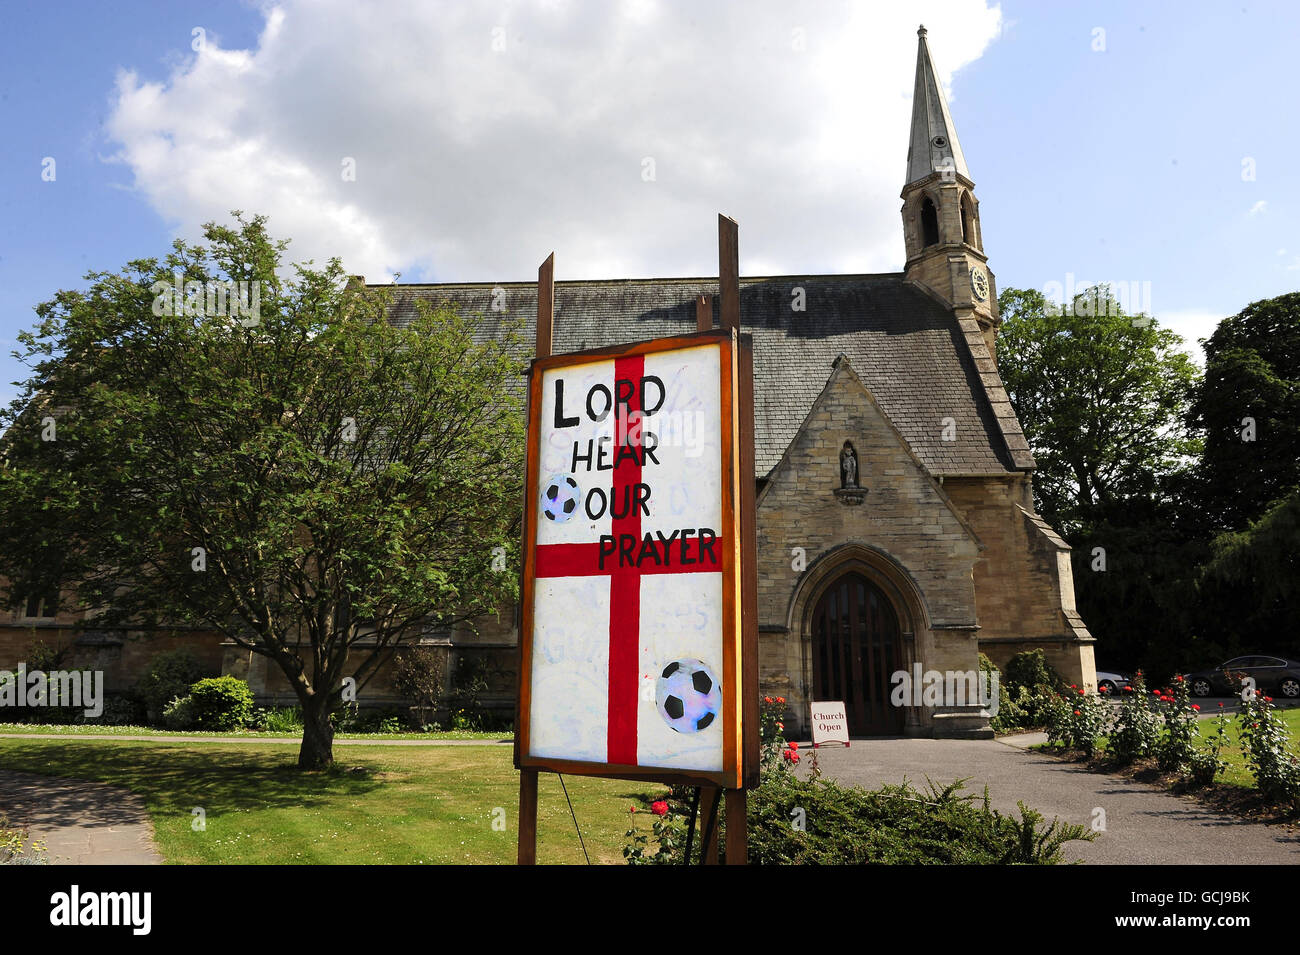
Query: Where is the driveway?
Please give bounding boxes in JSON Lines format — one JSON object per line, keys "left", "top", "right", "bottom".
{"left": 808, "top": 734, "right": 1300, "bottom": 864}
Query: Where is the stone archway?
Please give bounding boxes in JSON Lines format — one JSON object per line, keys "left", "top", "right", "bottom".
{"left": 809, "top": 571, "right": 903, "bottom": 735}
{"left": 788, "top": 544, "right": 931, "bottom": 737}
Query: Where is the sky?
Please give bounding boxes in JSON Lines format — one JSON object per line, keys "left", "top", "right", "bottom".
{"left": 2, "top": 0, "right": 1297, "bottom": 407}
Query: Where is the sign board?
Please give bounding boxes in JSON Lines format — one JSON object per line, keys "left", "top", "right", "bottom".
{"left": 810, "top": 701, "right": 850, "bottom": 748}
{"left": 517, "top": 332, "right": 744, "bottom": 788}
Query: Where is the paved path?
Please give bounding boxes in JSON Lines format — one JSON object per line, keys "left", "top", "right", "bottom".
{"left": 0, "top": 770, "right": 161, "bottom": 865}
{"left": 809, "top": 734, "right": 1300, "bottom": 864}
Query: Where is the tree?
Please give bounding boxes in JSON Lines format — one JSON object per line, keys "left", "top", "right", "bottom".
{"left": 995, "top": 286, "right": 1201, "bottom": 536}
{"left": 1197, "top": 491, "right": 1300, "bottom": 655}
{"left": 1188, "top": 292, "right": 1300, "bottom": 533}
{"left": 995, "top": 286, "right": 1204, "bottom": 677}
{"left": 0, "top": 215, "right": 524, "bottom": 768}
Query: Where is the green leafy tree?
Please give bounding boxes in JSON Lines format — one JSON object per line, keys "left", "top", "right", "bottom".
{"left": 996, "top": 286, "right": 1204, "bottom": 675}
{"left": 0, "top": 215, "right": 524, "bottom": 768}
{"left": 1198, "top": 492, "right": 1300, "bottom": 655}
{"left": 1188, "top": 292, "right": 1300, "bottom": 533}
{"left": 996, "top": 286, "right": 1201, "bottom": 535}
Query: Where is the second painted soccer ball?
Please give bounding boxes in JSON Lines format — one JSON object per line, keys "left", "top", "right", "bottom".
{"left": 656, "top": 658, "right": 722, "bottom": 734}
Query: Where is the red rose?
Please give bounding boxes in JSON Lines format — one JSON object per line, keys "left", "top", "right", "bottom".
{"left": 1192, "top": 705, "right": 1200, "bottom": 711}
{"left": 1073, "top": 709, "right": 1081, "bottom": 716}
{"left": 629, "top": 805, "right": 638, "bottom": 813}
{"left": 1174, "top": 675, "right": 1184, "bottom": 682}
{"left": 764, "top": 696, "right": 773, "bottom": 704}
{"left": 1099, "top": 684, "right": 1109, "bottom": 693}
{"left": 651, "top": 801, "right": 668, "bottom": 816}
{"left": 1265, "top": 697, "right": 1273, "bottom": 703}
{"left": 787, "top": 740, "right": 798, "bottom": 750}
{"left": 1218, "top": 702, "right": 1225, "bottom": 707}
{"left": 777, "top": 697, "right": 786, "bottom": 704}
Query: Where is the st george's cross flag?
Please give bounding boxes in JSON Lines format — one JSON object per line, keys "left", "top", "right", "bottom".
{"left": 518, "top": 334, "right": 743, "bottom": 784}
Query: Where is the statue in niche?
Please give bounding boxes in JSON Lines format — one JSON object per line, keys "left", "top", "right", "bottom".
{"left": 839, "top": 441, "right": 859, "bottom": 489}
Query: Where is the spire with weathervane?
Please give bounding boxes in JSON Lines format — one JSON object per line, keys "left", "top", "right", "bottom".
{"left": 901, "top": 25, "right": 999, "bottom": 353}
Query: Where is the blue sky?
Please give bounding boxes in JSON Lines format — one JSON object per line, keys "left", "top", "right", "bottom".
{"left": 2, "top": 0, "right": 1296, "bottom": 407}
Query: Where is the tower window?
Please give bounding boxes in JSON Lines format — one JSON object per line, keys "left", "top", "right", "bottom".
{"left": 920, "top": 197, "right": 939, "bottom": 247}
{"left": 961, "top": 193, "right": 977, "bottom": 248}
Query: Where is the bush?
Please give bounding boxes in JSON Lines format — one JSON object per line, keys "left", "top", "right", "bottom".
{"left": 137, "top": 650, "right": 207, "bottom": 724}
{"left": 1044, "top": 685, "right": 1109, "bottom": 755}
{"left": 624, "top": 776, "right": 1095, "bottom": 865}
{"left": 1238, "top": 692, "right": 1300, "bottom": 806}
{"left": 1003, "top": 649, "right": 1060, "bottom": 694}
{"left": 1108, "top": 671, "right": 1161, "bottom": 763}
{"left": 23, "top": 639, "right": 66, "bottom": 672}
{"left": 162, "top": 694, "right": 195, "bottom": 730}
{"left": 1156, "top": 675, "right": 1199, "bottom": 773}
{"left": 1189, "top": 704, "right": 1231, "bottom": 787}
{"left": 187, "top": 676, "right": 255, "bottom": 731}
{"left": 88, "top": 694, "right": 146, "bottom": 726}
{"left": 253, "top": 706, "right": 303, "bottom": 733}
{"left": 393, "top": 648, "right": 444, "bottom": 726}
{"left": 745, "top": 776, "right": 1093, "bottom": 865}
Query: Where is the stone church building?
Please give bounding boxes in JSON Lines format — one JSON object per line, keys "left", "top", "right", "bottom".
{"left": 383, "top": 26, "right": 1096, "bottom": 737}
{"left": 0, "top": 28, "right": 1094, "bottom": 737}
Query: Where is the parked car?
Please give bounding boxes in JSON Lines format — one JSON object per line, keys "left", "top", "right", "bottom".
{"left": 1184, "top": 656, "right": 1300, "bottom": 699}
{"left": 1095, "top": 669, "right": 1132, "bottom": 694}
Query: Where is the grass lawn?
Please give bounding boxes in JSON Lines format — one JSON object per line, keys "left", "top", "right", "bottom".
{"left": 0, "top": 723, "right": 509, "bottom": 742}
{"left": 0, "top": 739, "right": 658, "bottom": 863}
{"left": 1194, "top": 705, "right": 1300, "bottom": 788}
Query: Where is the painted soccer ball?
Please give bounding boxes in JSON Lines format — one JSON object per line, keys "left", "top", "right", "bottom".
{"left": 656, "top": 659, "right": 722, "bottom": 733}
{"left": 541, "top": 475, "right": 580, "bottom": 523}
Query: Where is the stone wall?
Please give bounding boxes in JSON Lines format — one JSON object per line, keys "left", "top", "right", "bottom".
{"left": 754, "top": 356, "right": 987, "bottom": 736}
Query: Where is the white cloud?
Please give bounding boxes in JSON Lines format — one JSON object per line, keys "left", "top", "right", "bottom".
{"left": 1156, "top": 309, "right": 1225, "bottom": 364}
{"left": 104, "top": 0, "right": 1002, "bottom": 282}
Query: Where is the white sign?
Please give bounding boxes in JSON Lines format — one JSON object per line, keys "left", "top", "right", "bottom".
{"left": 519, "top": 336, "right": 743, "bottom": 783}
{"left": 810, "top": 700, "right": 850, "bottom": 748}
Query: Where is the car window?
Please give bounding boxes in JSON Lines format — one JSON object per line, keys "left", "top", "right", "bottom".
{"left": 1258, "top": 657, "right": 1286, "bottom": 667}
{"left": 1221, "top": 657, "right": 1253, "bottom": 669}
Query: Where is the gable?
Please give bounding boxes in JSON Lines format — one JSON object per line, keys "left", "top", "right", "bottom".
{"left": 388, "top": 272, "right": 1021, "bottom": 478}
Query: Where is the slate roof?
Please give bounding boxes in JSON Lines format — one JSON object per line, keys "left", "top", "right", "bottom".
{"left": 387, "top": 273, "right": 1026, "bottom": 478}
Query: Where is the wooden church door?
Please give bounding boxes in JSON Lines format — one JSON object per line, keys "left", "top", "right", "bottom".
{"left": 811, "top": 572, "right": 904, "bottom": 736}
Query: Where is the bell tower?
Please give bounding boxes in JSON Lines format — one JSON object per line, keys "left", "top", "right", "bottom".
{"left": 901, "top": 26, "right": 999, "bottom": 356}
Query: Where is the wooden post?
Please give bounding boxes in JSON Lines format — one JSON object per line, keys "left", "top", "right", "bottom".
{"left": 536, "top": 252, "right": 555, "bottom": 360}
{"left": 739, "top": 334, "right": 760, "bottom": 789}
{"left": 517, "top": 768, "right": 538, "bottom": 865}
{"left": 719, "top": 213, "right": 753, "bottom": 864}
{"left": 718, "top": 215, "right": 740, "bottom": 332}
{"left": 725, "top": 788, "right": 748, "bottom": 865}
{"left": 518, "top": 251, "right": 554, "bottom": 866}
{"left": 696, "top": 294, "right": 712, "bottom": 332}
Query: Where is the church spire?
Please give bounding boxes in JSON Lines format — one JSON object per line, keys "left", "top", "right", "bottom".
{"left": 906, "top": 25, "right": 970, "bottom": 187}
{"left": 900, "top": 26, "right": 998, "bottom": 355}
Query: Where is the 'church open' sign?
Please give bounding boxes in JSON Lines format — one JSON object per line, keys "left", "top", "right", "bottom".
{"left": 517, "top": 331, "right": 745, "bottom": 788}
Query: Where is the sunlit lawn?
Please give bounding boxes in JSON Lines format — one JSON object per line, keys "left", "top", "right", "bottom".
{"left": 0, "top": 723, "right": 508, "bottom": 741}
{"left": 0, "top": 740, "right": 658, "bottom": 864}
{"left": 1193, "top": 705, "right": 1300, "bottom": 788}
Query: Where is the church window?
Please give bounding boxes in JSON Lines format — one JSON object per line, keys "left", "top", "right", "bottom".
{"left": 920, "top": 197, "right": 939, "bottom": 247}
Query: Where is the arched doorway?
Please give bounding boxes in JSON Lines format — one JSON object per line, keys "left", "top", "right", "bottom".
{"left": 811, "top": 572, "right": 904, "bottom": 735}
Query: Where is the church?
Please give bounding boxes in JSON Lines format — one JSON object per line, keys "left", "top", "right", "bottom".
{"left": 1, "top": 28, "right": 1095, "bottom": 738}
{"left": 372, "top": 25, "right": 1095, "bottom": 737}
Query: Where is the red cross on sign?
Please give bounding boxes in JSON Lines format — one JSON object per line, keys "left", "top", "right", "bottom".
{"left": 518, "top": 334, "right": 743, "bottom": 786}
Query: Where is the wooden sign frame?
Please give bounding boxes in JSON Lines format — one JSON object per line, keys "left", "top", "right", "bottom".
{"left": 515, "top": 330, "right": 745, "bottom": 790}
{"left": 516, "top": 216, "right": 757, "bottom": 865}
